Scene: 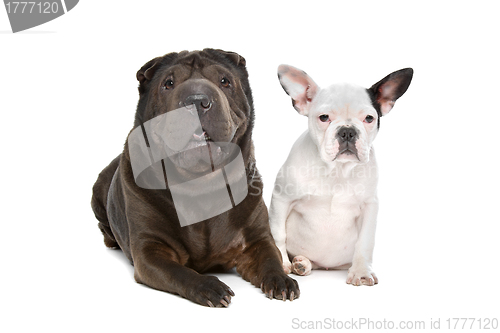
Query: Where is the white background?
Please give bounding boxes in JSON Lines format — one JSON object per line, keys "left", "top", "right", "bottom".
{"left": 1, "top": 1, "right": 499, "bottom": 332}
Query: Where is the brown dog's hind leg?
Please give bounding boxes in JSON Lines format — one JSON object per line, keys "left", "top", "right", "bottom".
{"left": 91, "top": 155, "right": 121, "bottom": 248}
{"left": 133, "top": 241, "right": 234, "bottom": 307}
{"left": 97, "top": 222, "right": 119, "bottom": 249}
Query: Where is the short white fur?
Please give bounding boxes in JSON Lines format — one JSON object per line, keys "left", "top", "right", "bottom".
{"left": 270, "top": 65, "right": 412, "bottom": 286}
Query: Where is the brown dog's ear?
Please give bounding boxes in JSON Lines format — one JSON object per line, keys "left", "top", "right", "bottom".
{"left": 136, "top": 57, "right": 163, "bottom": 94}
{"left": 369, "top": 68, "right": 413, "bottom": 116}
{"left": 205, "top": 49, "right": 246, "bottom": 67}
{"left": 277, "top": 64, "right": 319, "bottom": 116}
{"left": 222, "top": 50, "right": 246, "bottom": 67}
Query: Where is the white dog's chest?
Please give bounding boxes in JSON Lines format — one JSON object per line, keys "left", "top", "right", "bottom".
{"left": 286, "top": 194, "right": 363, "bottom": 268}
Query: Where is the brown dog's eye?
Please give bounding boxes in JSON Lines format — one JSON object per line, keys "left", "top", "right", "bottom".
{"left": 319, "top": 114, "right": 330, "bottom": 122}
{"left": 221, "top": 77, "right": 231, "bottom": 88}
{"left": 164, "top": 79, "right": 174, "bottom": 90}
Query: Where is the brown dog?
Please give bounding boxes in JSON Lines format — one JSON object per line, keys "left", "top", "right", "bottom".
{"left": 91, "top": 49, "right": 299, "bottom": 307}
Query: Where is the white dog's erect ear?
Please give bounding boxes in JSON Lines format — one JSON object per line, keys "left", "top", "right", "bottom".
{"left": 369, "top": 68, "right": 413, "bottom": 116}
{"left": 277, "top": 65, "right": 319, "bottom": 116}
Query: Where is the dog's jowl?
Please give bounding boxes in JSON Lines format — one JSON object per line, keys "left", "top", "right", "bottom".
{"left": 91, "top": 49, "right": 299, "bottom": 306}
{"left": 269, "top": 65, "right": 413, "bottom": 285}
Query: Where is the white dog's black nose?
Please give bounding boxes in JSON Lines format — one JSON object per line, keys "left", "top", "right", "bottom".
{"left": 337, "top": 127, "right": 358, "bottom": 142}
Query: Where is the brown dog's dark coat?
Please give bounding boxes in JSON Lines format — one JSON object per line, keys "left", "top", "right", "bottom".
{"left": 91, "top": 49, "right": 299, "bottom": 307}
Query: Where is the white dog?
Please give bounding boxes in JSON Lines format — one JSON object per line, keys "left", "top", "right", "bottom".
{"left": 269, "top": 65, "right": 413, "bottom": 286}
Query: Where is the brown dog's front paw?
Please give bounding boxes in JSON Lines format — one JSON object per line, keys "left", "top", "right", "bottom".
{"left": 188, "top": 276, "right": 235, "bottom": 307}
{"left": 260, "top": 273, "right": 300, "bottom": 301}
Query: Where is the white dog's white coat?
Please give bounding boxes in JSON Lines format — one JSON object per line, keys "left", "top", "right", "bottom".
{"left": 270, "top": 65, "right": 412, "bottom": 286}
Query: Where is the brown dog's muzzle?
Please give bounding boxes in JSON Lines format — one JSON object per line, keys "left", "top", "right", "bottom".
{"left": 173, "top": 79, "right": 235, "bottom": 144}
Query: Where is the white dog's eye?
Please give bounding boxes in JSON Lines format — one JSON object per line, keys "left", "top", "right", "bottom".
{"left": 364, "top": 115, "right": 375, "bottom": 123}
{"left": 319, "top": 114, "right": 330, "bottom": 122}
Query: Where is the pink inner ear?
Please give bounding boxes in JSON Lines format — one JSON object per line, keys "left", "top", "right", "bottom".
{"left": 379, "top": 80, "right": 398, "bottom": 99}
{"left": 377, "top": 80, "right": 398, "bottom": 116}
{"left": 372, "top": 68, "right": 412, "bottom": 116}
{"left": 306, "top": 84, "right": 317, "bottom": 102}
{"left": 281, "top": 66, "right": 312, "bottom": 91}
{"left": 278, "top": 65, "right": 319, "bottom": 115}
{"left": 379, "top": 98, "right": 395, "bottom": 116}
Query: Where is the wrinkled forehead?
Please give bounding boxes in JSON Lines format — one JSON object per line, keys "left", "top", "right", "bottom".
{"left": 155, "top": 61, "right": 230, "bottom": 81}
{"left": 312, "top": 83, "right": 375, "bottom": 116}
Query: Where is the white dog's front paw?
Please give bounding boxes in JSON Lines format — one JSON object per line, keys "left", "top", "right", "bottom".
{"left": 292, "top": 255, "right": 312, "bottom": 276}
{"left": 346, "top": 266, "right": 378, "bottom": 286}
{"left": 283, "top": 260, "right": 292, "bottom": 274}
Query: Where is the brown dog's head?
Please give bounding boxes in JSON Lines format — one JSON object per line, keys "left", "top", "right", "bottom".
{"left": 132, "top": 49, "right": 254, "bottom": 175}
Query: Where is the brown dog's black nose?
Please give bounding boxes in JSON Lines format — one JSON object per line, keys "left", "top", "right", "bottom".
{"left": 184, "top": 94, "right": 212, "bottom": 114}
{"left": 337, "top": 127, "right": 358, "bottom": 142}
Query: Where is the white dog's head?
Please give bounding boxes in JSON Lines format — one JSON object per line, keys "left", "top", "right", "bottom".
{"left": 278, "top": 65, "right": 413, "bottom": 164}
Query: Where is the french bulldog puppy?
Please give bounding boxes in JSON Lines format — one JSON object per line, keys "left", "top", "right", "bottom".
{"left": 269, "top": 65, "right": 413, "bottom": 286}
